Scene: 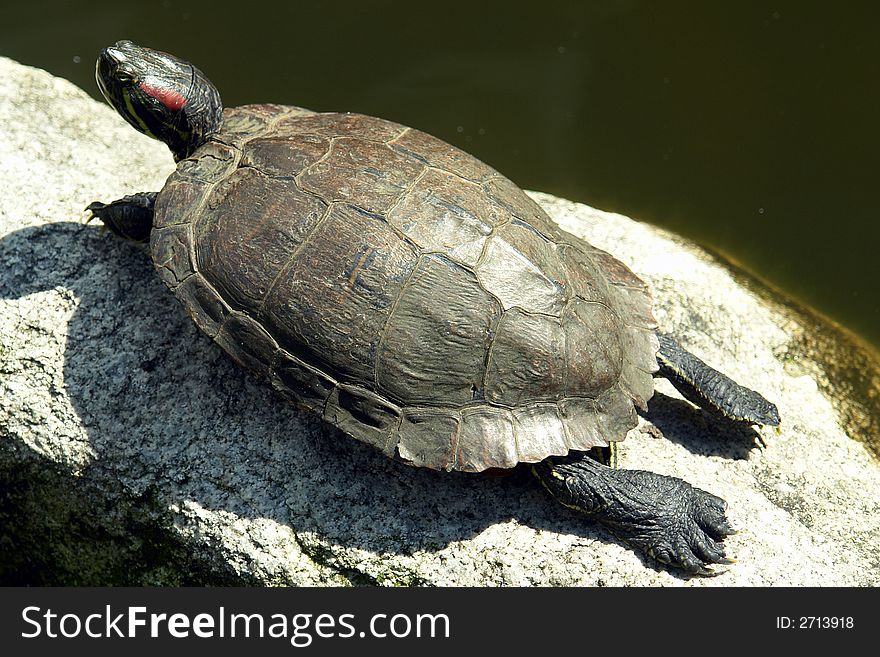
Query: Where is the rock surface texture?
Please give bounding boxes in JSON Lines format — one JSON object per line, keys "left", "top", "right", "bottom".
{"left": 1, "top": 57, "right": 878, "bottom": 585}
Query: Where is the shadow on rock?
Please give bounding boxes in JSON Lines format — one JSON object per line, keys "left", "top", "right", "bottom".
{"left": 0, "top": 441, "right": 252, "bottom": 586}
{"left": 644, "top": 392, "right": 761, "bottom": 460}
{"left": 0, "top": 222, "right": 756, "bottom": 581}
{"left": 0, "top": 222, "right": 605, "bottom": 572}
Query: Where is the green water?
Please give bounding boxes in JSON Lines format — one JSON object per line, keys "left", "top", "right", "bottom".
{"left": 3, "top": 1, "right": 878, "bottom": 350}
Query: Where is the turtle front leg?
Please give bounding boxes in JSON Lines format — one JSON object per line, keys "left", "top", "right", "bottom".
{"left": 86, "top": 191, "right": 157, "bottom": 242}
{"left": 656, "top": 333, "right": 780, "bottom": 426}
{"left": 533, "top": 453, "right": 734, "bottom": 574}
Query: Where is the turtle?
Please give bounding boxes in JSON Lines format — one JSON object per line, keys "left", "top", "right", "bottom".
{"left": 87, "top": 40, "right": 780, "bottom": 575}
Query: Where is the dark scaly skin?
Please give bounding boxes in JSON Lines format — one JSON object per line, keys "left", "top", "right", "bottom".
{"left": 95, "top": 40, "right": 222, "bottom": 161}
{"left": 656, "top": 333, "right": 780, "bottom": 426}
{"left": 87, "top": 192, "right": 157, "bottom": 242}
{"left": 525, "top": 338, "right": 778, "bottom": 574}
{"left": 87, "top": 41, "right": 781, "bottom": 575}
{"left": 533, "top": 453, "right": 735, "bottom": 575}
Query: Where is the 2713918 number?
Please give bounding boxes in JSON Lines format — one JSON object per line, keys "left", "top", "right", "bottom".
{"left": 776, "top": 617, "right": 854, "bottom": 629}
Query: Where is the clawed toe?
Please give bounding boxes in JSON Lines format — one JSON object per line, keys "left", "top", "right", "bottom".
{"left": 643, "top": 486, "right": 737, "bottom": 574}
{"left": 693, "top": 489, "right": 736, "bottom": 541}
{"left": 673, "top": 490, "right": 737, "bottom": 574}
{"left": 533, "top": 455, "right": 739, "bottom": 575}
{"left": 691, "top": 533, "right": 726, "bottom": 564}
{"left": 84, "top": 202, "right": 104, "bottom": 224}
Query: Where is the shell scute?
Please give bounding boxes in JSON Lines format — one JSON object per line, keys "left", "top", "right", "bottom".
{"left": 155, "top": 107, "right": 659, "bottom": 472}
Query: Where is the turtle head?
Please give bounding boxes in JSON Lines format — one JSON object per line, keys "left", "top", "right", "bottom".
{"left": 96, "top": 40, "right": 223, "bottom": 161}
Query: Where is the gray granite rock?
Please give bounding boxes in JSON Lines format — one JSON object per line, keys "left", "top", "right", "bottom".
{"left": 1, "top": 56, "right": 878, "bottom": 586}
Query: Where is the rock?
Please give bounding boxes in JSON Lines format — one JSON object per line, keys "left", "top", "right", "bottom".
{"left": 1, "top": 56, "right": 878, "bottom": 586}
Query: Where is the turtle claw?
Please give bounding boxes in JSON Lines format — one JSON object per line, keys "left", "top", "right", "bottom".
{"left": 535, "top": 455, "right": 738, "bottom": 575}
{"left": 82, "top": 193, "right": 156, "bottom": 242}
{"left": 605, "top": 473, "right": 736, "bottom": 574}
{"left": 695, "top": 558, "right": 736, "bottom": 577}
{"left": 83, "top": 203, "right": 106, "bottom": 229}
{"left": 698, "top": 553, "right": 739, "bottom": 576}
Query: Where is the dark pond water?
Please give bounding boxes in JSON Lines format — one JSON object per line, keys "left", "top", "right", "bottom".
{"left": 3, "top": 1, "right": 879, "bottom": 350}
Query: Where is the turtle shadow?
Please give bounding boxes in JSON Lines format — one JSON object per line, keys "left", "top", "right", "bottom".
{"left": 0, "top": 221, "right": 740, "bottom": 583}
{"left": 0, "top": 438, "right": 254, "bottom": 586}
{"left": 0, "top": 221, "right": 584, "bottom": 579}
{"left": 643, "top": 392, "right": 761, "bottom": 460}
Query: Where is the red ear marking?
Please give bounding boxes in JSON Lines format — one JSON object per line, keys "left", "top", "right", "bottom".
{"left": 139, "top": 81, "right": 187, "bottom": 111}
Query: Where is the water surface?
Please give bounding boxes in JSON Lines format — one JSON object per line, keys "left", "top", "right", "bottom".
{"left": 3, "top": 1, "right": 878, "bottom": 349}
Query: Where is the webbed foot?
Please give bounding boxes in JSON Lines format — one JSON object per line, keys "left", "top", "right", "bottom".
{"left": 534, "top": 453, "right": 735, "bottom": 575}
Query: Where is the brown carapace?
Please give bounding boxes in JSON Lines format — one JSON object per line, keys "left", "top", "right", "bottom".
{"left": 152, "top": 105, "right": 659, "bottom": 473}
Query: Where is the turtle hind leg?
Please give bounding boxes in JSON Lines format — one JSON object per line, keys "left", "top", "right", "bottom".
{"left": 86, "top": 192, "right": 157, "bottom": 242}
{"left": 656, "top": 333, "right": 780, "bottom": 426}
{"left": 533, "top": 453, "right": 735, "bottom": 575}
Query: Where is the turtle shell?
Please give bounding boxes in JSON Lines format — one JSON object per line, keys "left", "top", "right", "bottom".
{"left": 150, "top": 104, "right": 659, "bottom": 472}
